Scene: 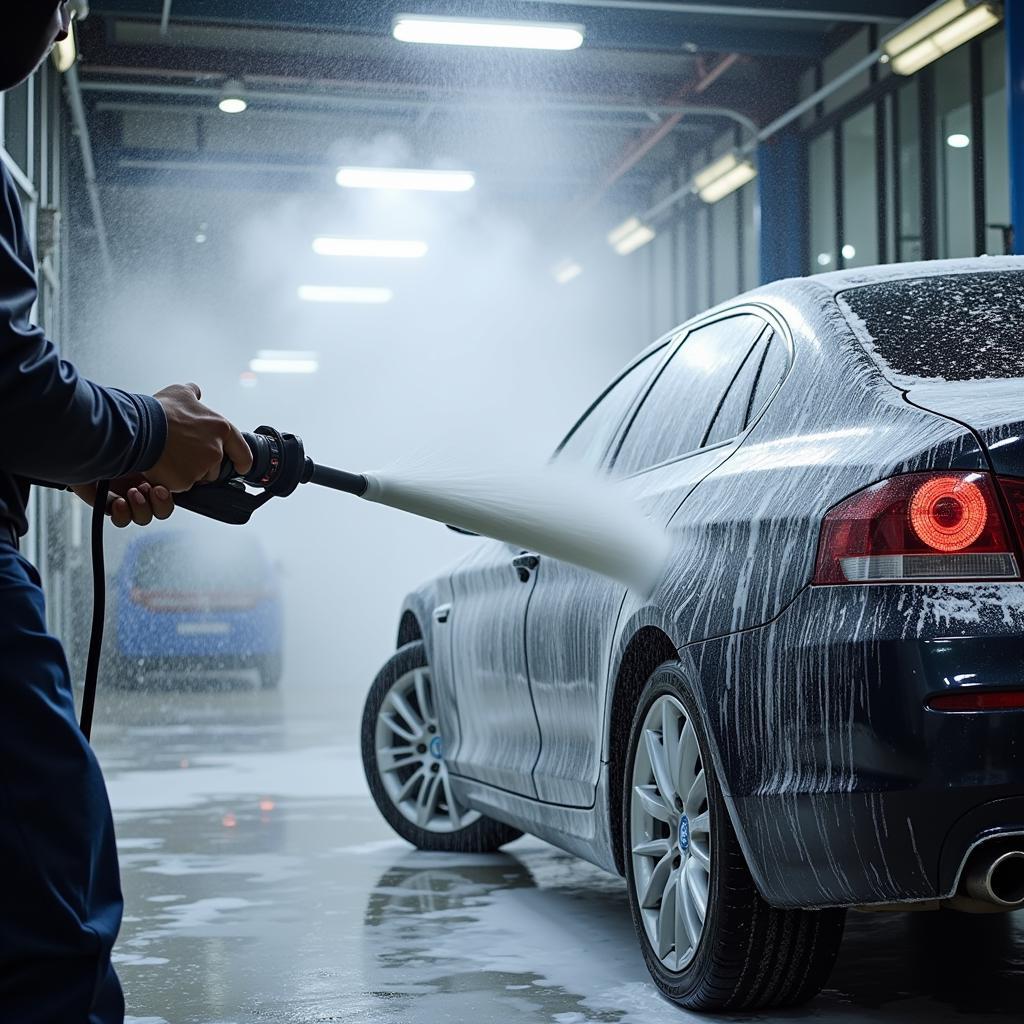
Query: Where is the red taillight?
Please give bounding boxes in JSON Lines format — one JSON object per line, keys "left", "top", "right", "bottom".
{"left": 928, "top": 690, "right": 1024, "bottom": 712}
{"left": 813, "top": 471, "right": 1021, "bottom": 585}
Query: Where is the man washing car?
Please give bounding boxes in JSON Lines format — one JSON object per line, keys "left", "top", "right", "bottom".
{"left": 0, "top": 4, "right": 253, "bottom": 1020}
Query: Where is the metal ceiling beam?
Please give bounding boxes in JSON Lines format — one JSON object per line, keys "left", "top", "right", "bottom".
{"left": 78, "top": 78, "right": 758, "bottom": 127}
{"left": 511, "top": 0, "right": 912, "bottom": 23}
{"left": 159, "top": 0, "right": 172, "bottom": 34}
{"left": 94, "top": 98, "right": 715, "bottom": 133}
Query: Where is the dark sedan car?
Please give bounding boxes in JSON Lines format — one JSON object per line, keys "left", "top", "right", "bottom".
{"left": 361, "top": 257, "right": 1024, "bottom": 1012}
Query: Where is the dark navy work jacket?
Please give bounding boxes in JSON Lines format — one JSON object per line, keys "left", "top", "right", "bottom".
{"left": 0, "top": 162, "right": 165, "bottom": 536}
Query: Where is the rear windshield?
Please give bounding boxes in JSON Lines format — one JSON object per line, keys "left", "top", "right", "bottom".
{"left": 839, "top": 271, "right": 1024, "bottom": 382}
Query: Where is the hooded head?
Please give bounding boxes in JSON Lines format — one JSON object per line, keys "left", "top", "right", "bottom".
{"left": 0, "top": 2, "right": 71, "bottom": 92}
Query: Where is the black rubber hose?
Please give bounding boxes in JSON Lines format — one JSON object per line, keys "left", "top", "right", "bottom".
{"left": 80, "top": 480, "right": 109, "bottom": 741}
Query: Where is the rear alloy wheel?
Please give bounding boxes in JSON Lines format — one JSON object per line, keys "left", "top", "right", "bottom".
{"left": 361, "top": 641, "right": 521, "bottom": 852}
{"left": 623, "top": 662, "right": 846, "bottom": 1011}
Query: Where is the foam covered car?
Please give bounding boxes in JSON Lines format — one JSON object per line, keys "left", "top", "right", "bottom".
{"left": 361, "top": 257, "right": 1024, "bottom": 1012}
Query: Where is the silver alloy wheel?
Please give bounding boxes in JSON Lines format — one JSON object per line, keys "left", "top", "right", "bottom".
{"left": 630, "top": 694, "right": 712, "bottom": 971}
{"left": 375, "top": 666, "right": 479, "bottom": 832}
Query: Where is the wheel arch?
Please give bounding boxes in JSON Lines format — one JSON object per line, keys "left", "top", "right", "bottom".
{"left": 606, "top": 625, "right": 679, "bottom": 875}
{"left": 397, "top": 609, "right": 423, "bottom": 648}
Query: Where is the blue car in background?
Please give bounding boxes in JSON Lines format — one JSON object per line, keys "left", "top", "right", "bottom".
{"left": 112, "top": 531, "right": 284, "bottom": 688}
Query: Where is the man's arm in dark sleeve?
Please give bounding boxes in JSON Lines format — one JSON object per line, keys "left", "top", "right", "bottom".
{"left": 0, "top": 167, "right": 166, "bottom": 484}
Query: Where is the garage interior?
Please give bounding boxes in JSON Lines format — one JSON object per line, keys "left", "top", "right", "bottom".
{"left": 2, "top": 1, "right": 1023, "bottom": 1022}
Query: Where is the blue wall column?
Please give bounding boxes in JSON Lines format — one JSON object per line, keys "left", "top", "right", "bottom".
{"left": 1009, "top": 1, "right": 1024, "bottom": 254}
{"left": 758, "top": 130, "right": 807, "bottom": 283}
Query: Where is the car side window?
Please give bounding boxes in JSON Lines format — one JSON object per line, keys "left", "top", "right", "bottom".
{"left": 745, "top": 332, "right": 790, "bottom": 427}
{"left": 613, "top": 315, "right": 766, "bottom": 474}
{"left": 703, "top": 327, "right": 771, "bottom": 447}
{"left": 555, "top": 346, "right": 664, "bottom": 468}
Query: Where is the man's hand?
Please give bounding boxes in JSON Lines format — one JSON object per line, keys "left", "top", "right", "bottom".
{"left": 146, "top": 383, "right": 253, "bottom": 493}
{"left": 72, "top": 475, "right": 174, "bottom": 528}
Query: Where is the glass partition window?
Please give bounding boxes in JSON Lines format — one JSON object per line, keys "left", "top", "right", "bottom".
{"left": 841, "top": 106, "right": 879, "bottom": 268}
{"left": 983, "top": 30, "right": 1010, "bottom": 254}
{"left": 809, "top": 133, "right": 837, "bottom": 272}
{"left": 935, "top": 47, "right": 973, "bottom": 258}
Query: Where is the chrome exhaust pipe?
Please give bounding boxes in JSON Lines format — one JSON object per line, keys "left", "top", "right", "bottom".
{"left": 964, "top": 844, "right": 1024, "bottom": 908}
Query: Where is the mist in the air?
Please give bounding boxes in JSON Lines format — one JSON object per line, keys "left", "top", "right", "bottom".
{"left": 69, "top": 111, "right": 650, "bottom": 717}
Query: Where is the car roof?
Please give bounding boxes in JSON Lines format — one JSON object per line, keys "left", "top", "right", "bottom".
{"left": 608, "top": 256, "right": 1024, "bottom": 391}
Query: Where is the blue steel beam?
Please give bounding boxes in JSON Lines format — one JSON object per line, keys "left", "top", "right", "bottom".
{"left": 758, "top": 128, "right": 807, "bottom": 284}
{"left": 1008, "top": 1, "right": 1024, "bottom": 255}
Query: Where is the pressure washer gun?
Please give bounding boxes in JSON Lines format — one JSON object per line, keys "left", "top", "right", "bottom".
{"left": 80, "top": 426, "right": 371, "bottom": 740}
{"left": 174, "top": 425, "right": 369, "bottom": 523}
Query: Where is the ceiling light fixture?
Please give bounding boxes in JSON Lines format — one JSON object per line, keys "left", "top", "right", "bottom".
{"left": 335, "top": 166, "right": 476, "bottom": 192}
{"left": 392, "top": 14, "right": 584, "bottom": 51}
{"left": 607, "top": 217, "right": 656, "bottom": 256}
{"left": 694, "top": 153, "right": 758, "bottom": 204}
{"left": 947, "top": 132, "right": 971, "bottom": 148}
{"left": 297, "top": 285, "right": 394, "bottom": 304}
{"left": 882, "top": 0, "right": 1002, "bottom": 77}
{"left": 250, "top": 350, "right": 319, "bottom": 374}
{"left": 552, "top": 259, "right": 583, "bottom": 284}
{"left": 218, "top": 79, "right": 248, "bottom": 114}
{"left": 312, "top": 238, "right": 429, "bottom": 259}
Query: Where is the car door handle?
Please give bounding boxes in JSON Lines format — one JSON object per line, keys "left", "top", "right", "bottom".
{"left": 433, "top": 603, "right": 452, "bottom": 624}
{"left": 512, "top": 554, "right": 540, "bottom": 571}
{"left": 511, "top": 553, "right": 540, "bottom": 582}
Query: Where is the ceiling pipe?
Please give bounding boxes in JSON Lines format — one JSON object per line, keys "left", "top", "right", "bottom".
{"left": 510, "top": 0, "right": 903, "bottom": 23}
{"left": 64, "top": 62, "right": 114, "bottom": 278}
{"left": 159, "top": 0, "right": 172, "bottom": 35}
{"left": 641, "top": 47, "right": 880, "bottom": 223}
{"left": 582, "top": 51, "right": 743, "bottom": 210}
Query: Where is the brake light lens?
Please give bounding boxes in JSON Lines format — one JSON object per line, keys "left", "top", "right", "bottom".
{"left": 813, "top": 471, "right": 1021, "bottom": 584}
{"left": 928, "top": 690, "right": 1024, "bottom": 712}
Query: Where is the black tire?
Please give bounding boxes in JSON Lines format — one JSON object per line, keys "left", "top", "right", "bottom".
{"left": 259, "top": 653, "right": 283, "bottom": 690}
{"left": 361, "top": 641, "right": 522, "bottom": 853}
{"left": 623, "top": 661, "right": 846, "bottom": 1012}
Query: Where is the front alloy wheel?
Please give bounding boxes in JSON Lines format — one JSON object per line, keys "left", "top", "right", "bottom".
{"left": 361, "top": 641, "right": 522, "bottom": 852}
{"left": 375, "top": 663, "right": 478, "bottom": 832}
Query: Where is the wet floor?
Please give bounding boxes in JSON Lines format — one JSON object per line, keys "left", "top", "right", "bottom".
{"left": 93, "top": 682, "right": 1024, "bottom": 1024}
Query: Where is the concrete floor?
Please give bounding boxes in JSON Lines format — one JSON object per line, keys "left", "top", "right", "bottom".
{"left": 93, "top": 682, "right": 1024, "bottom": 1024}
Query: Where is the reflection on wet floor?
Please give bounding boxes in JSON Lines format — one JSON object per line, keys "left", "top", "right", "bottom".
{"left": 95, "top": 687, "right": 1024, "bottom": 1024}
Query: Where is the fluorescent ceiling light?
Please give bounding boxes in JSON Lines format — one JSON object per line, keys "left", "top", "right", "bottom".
{"left": 297, "top": 285, "right": 394, "bottom": 304}
{"left": 392, "top": 14, "right": 584, "bottom": 51}
{"left": 552, "top": 259, "right": 583, "bottom": 284}
{"left": 335, "top": 166, "right": 476, "bottom": 192}
{"left": 250, "top": 350, "right": 319, "bottom": 374}
{"left": 947, "top": 132, "right": 971, "bottom": 148}
{"left": 694, "top": 153, "right": 758, "bottom": 203}
{"left": 607, "top": 217, "right": 656, "bottom": 256}
{"left": 313, "top": 237, "right": 428, "bottom": 259}
{"left": 883, "top": 0, "right": 1002, "bottom": 76}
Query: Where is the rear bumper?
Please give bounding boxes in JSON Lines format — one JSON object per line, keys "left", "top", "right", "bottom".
{"left": 691, "top": 583, "right": 1024, "bottom": 908}
{"left": 115, "top": 598, "right": 283, "bottom": 659}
